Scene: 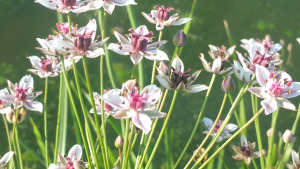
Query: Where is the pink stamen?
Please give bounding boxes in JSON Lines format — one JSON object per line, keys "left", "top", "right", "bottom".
{"left": 41, "top": 57, "right": 53, "bottom": 73}
{"left": 129, "top": 87, "right": 147, "bottom": 111}
{"left": 129, "top": 28, "right": 153, "bottom": 52}
{"left": 66, "top": 157, "right": 75, "bottom": 169}
{"left": 155, "top": 5, "right": 174, "bottom": 21}
{"left": 16, "top": 86, "right": 29, "bottom": 101}
{"left": 269, "top": 81, "right": 283, "bottom": 97}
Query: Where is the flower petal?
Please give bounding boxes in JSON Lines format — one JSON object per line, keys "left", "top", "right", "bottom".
{"left": 261, "top": 97, "right": 277, "bottom": 115}
{"left": 185, "top": 84, "right": 208, "bottom": 93}
{"left": 110, "top": 0, "right": 137, "bottom": 6}
{"left": 130, "top": 53, "right": 143, "bottom": 65}
{"left": 255, "top": 65, "right": 270, "bottom": 88}
{"left": 141, "top": 12, "right": 156, "bottom": 24}
{"left": 23, "top": 101, "right": 43, "bottom": 113}
{"left": 101, "top": 93, "right": 128, "bottom": 110}
{"left": 68, "top": 144, "right": 82, "bottom": 161}
{"left": 203, "top": 117, "right": 213, "bottom": 129}
{"left": 212, "top": 57, "right": 222, "bottom": 73}
{"left": 172, "top": 56, "right": 184, "bottom": 72}
{"left": 199, "top": 53, "right": 212, "bottom": 73}
{"left": 172, "top": 17, "right": 192, "bottom": 26}
{"left": 142, "top": 110, "right": 166, "bottom": 118}
{"left": 144, "top": 49, "right": 169, "bottom": 61}
{"left": 276, "top": 98, "right": 296, "bottom": 111}
{"left": 156, "top": 75, "right": 172, "bottom": 90}
{"left": 131, "top": 112, "right": 152, "bottom": 134}
{"left": 142, "top": 85, "right": 161, "bottom": 107}
{"left": 241, "top": 134, "right": 247, "bottom": 146}
{"left": 0, "top": 151, "right": 14, "bottom": 167}
{"left": 282, "top": 82, "right": 300, "bottom": 98}
{"left": 248, "top": 87, "right": 268, "bottom": 98}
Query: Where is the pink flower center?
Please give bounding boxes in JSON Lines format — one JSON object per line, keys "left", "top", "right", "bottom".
{"left": 73, "top": 29, "right": 94, "bottom": 52}
{"left": 16, "top": 86, "right": 29, "bottom": 101}
{"left": 0, "top": 99, "right": 5, "bottom": 109}
{"left": 213, "top": 120, "right": 222, "bottom": 133}
{"left": 61, "top": 0, "right": 76, "bottom": 6}
{"left": 41, "top": 57, "right": 53, "bottom": 73}
{"left": 269, "top": 81, "right": 282, "bottom": 97}
{"left": 104, "top": 103, "right": 113, "bottom": 112}
{"left": 56, "top": 23, "right": 70, "bottom": 34}
{"left": 66, "top": 157, "right": 75, "bottom": 169}
{"left": 155, "top": 5, "right": 174, "bottom": 21}
{"left": 129, "top": 87, "right": 147, "bottom": 110}
{"left": 129, "top": 28, "right": 153, "bottom": 52}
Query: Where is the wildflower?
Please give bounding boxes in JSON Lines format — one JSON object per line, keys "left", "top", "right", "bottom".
{"left": 193, "top": 146, "right": 207, "bottom": 164}
{"left": 99, "top": 0, "right": 137, "bottom": 15}
{"left": 232, "top": 56, "right": 256, "bottom": 84}
{"left": 101, "top": 79, "right": 166, "bottom": 134}
{"left": 0, "top": 89, "right": 12, "bottom": 114}
{"left": 0, "top": 151, "right": 14, "bottom": 169}
{"left": 27, "top": 56, "right": 62, "bottom": 78}
{"left": 49, "top": 144, "right": 85, "bottom": 169}
{"left": 232, "top": 134, "right": 261, "bottom": 165}
{"left": 0, "top": 75, "right": 43, "bottom": 113}
{"left": 203, "top": 117, "right": 238, "bottom": 142}
{"left": 141, "top": 5, "right": 191, "bottom": 31}
{"left": 156, "top": 57, "right": 208, "bottom": 93}
{"left": 115, "top": 135, "right": 124, "bottom": 149}
{"left": 286, "top": 150, "right": 300, "bottom": 169}
{"left": 248, "top": 65, "right": 300, "bottom": 115}
{"left": 283, "top": 129, "right": 294, "bottom": 143}
{"left": 89, "top": 89, "right": 121, "bottom": 117}
{"left": 108, "top": 25, "right": 169, "bottom": 65}
{"left": 35, "top": 0, "right": 102, "bottom": 14}
{"left": 54, "top": 19, "right": 109, "bottom": 60}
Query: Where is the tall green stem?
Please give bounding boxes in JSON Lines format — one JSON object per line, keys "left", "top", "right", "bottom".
{"left": 72, "top": 60, "right": 101, "bottom": 168}
{"left": 266, "top": 108, "right": 279, "bottom": 168}
{"left": 122, "top": 119, "right": 130, "bottom": 169}
{"left": 174, "top": 73, "right": 216, "bottom": 168}
{"left": 60, "top": 56, "right": 92, "bottom": 167}
{"left": 251, "top": 92, "right": 265, "bottom": 168}
{"left": 12, "top": 109, "right": 22, "bottom": 169}
{"left": 54, "top": 75, "right": 63, "bottom": 163}
{"left": 197, "top": 107, "right": 265, "bottom": 169}
{"left": 3, "top": 115, "right": 15, "bottom": 169}
{"left": 185, "top": 93, "right": 227, "bottom": 168}
{"left": 44, "top": 77, "right": 49, "bottom": 167}
{"left": 144, "top": 91, "right": 179, "bottom": 169}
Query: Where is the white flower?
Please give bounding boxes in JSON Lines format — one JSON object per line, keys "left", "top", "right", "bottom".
{"left": 49, "top": 144, "right": 84, "bottom": 169}
{"left": 287, "top": 150, "right": 300, "bottom": 169}
{"left": 156, "top": 57, "right": 208, "bottom": 93}
{"left": 27, "top": 56, "right": 62, "bottom": 78}
{"left": 248, "top": 65, "right": 300, "bottom": 115}
{"left": 0, "top": 75, "right": 43, "bottom": 113}
{"left": 99, "top": 0, "right": 137, "bottom": 15}
{"left": 54, "top": 19, "right": 109, "bottom": 60}
{"left": 89, "top": 89, "right": 121, "bottom": 117}
{"left": 0, "top": 89, "right": 12, "bottom": 114}
{"left": 199, "top": 44, "right": 235, "bottom": 75}
{"left": 35, "top": 0, "right": 102, "bottom": 14}
{"left": 0, "top": 151, "right": 14, "bottom": 169}
{"left": 203, "top": 117, "right": 238, "bottom": 142}
{"left": 101, "top": 79, "right": 166, "bottom": 134}
{"left": 108, "top": 25, "right": 169, "bottom": 65}
{"left": 141, "top": 5, "right": 191, "bottom": 31}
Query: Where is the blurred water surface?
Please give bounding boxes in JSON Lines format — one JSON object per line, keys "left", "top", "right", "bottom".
{"left": 1, "top": 0, "right": 300, "bottom": 168}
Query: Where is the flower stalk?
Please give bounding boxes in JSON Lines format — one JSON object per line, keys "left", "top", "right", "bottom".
{"left": 151, "top": 31, "right": 163, "bottom": 84}
{"left": 174, "top": 73, "right": 217, "bottom": 168}
{"left": 44, "top": 77, "right": 49, "bottom": 167}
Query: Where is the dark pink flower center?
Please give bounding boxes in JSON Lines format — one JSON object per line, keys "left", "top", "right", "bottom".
{"left": 269, "top": 81, "right": 282, "bottom": 97}
{"left": 16, "top": 86, "right": 29, "bottom": 101}
{"left": 73, "top": 29, "right": 94, "bottom": 52}
{"left": 155, "top": 5, "right": 174, "bottom": 21}
{"left": 129, "top": 87, "right": 147, "bottom": 110}
{"left": 66, "top": 157, "right": 75, "bottom": 169}
{"left": 129, "top": 28, "right": 153, "bottom": 52}
{"left": 240, "top": 144, "right": 251, "bottom": 157}
{"left": 213, "top": 120, "right": 222, "bottom": 133}
{"left": 56, "top": 23, "right": 70, "bottom": 34}
{"left": 61, "top": 0, "right": 76, "bottom": 6}
{"left": 104, "top": 103, "right": 113, "bottom": 112}
{"left": 0, "top": 99, "right": 5, "bottom": 109}
{"left": 41, "top": 57, "right": 53, "bottom": 73}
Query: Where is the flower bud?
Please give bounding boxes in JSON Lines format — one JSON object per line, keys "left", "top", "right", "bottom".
{"left": 261, "top": 149, "right": 267, "bottom": 156}
{"left": 115, "top": 136, "right": 124, "bottom": 149}
{"left": 283, "top": 129, "right": 294, "bottom": 143}
{"left": 267, "top": 128, "right": 274, "bottom": 137}
{"left": 221, "top": 76, "right": 235, "bottom": 93}
{"left": 173, "top": 29, "right": 187, "bottom": 47}
{"left": 6, "top": 108, "right": 27, "bottom": 124}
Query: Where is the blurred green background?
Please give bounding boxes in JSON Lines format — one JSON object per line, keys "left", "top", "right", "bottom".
{"left": 1, "top": 0, "right": 300, "bottom": 168}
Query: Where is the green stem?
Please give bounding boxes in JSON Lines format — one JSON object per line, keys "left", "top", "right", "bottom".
{"left": 184, "top": 92, "right": 227, "bottom": 169}
{"left": 53, "top": 75, "right": 63, "bottom": 163}
{"left": 3, "top": 115, "right": 15, "bottom": 168}
{"left": 131, "top": 65, "right": 136, "bottom": 79}
{"left": 44, "top": 77, "right": 49, "bottom": 167}
{"left": 197, "top": 107, "right": 265, "bottom": 169}
{"left": 193, "top": 75, "right": 255, "bottom": 167}
{"left": 250, "top": 92, "right": 265, "bottom": 168}
{"left": 124, "top": 123, "right": 136, "bottom": 168}
{"left": 174, "top": 73, "right": 217, "bottom": 168}
{"left": 266, "top": 107, "right": 279, "bottom": 168}
{"left": 145, "top": 91, "right": 179, "bottom": 169}
{"left": 150, "top": 31, "right": 163, "bottom": 84}
{"left": 12, "top": 109, "right": 22, "bottom": 169}
{"left": 60, "top": 56, "right": 92, "bottom": 167}
{"left": 122, "top": 119, "right": 130, "bottom": 169}
{"left": 72, "top": 60, "right": 101, "bottom": 168}
{"left": 291, "top": 102, "right": 300, "bottom": 133}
